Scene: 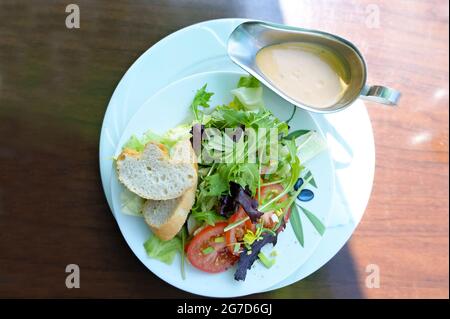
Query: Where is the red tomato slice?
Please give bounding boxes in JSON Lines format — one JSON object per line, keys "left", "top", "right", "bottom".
{"left": 186, "top": 222, "right": 238, "bottom": 273}
{"left": 225, "top": 206, "right": 255, "bottom": 255}
{"left": 257, "top": 183, "right": 291, "bottom": 230}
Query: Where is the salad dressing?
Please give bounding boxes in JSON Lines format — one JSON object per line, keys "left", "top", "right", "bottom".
{"left": 255, "top": 42, "right": 350, "bottom": 109}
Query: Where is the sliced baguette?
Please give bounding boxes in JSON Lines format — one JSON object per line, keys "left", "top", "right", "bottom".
{"left": 116, "top": 140, "right": 197, "bottom": 200}
{"left": 143, "top": 184, "right": 197, "bottom": 241}
{"left": 142, "top": 139, "right": 198, "bottom": 240}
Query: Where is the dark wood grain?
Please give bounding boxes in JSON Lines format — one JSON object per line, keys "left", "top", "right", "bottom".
{"left": 0, "top": 0, "right": 448, "bottom": 298}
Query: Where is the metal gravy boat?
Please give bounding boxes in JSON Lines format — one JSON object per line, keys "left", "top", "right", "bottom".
{"left": 228, "top": 21, "right": 401, "bottom": 113}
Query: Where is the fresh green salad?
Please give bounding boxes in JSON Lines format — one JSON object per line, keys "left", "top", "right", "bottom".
{"left": 119, "top": 75, "right": 327, "bottom": 281}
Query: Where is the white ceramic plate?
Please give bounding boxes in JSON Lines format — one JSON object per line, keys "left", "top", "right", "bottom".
{"left": 109, "top": 71, "right": 335, "bottom": 297}
{"left": 99, "top": 18, "right": 375, "bottom": 296}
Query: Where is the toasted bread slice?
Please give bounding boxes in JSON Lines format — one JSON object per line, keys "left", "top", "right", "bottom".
{"left": 116, "top": 140, "right": 197, "bottom": 200}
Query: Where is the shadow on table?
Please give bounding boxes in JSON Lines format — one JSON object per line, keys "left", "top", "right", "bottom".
{"left": 250, "top": 243, "right": 364, "bottom": 298}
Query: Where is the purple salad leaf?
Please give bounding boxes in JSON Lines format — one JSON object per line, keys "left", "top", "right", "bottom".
{"left": 234, "top": 233, "right": 278, "bottom": 281}
{"left": 218, "top": 195, "right": 237, "bottom": 218}
{"left": 190, "top": 123, "right": 204, "bottom": 156}
{"left": 226, "top": 124, "right": 245, "bottom": 142}
{"left": 218, "top": 182, "right": 263, "bottom": 222}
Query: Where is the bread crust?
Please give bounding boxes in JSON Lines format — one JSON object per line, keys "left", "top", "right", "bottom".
{"left": 144, "top": 182, "right": 197, "bottom": 241}
{"left": 116, "top": 140, "right": 197, "bottom": 200}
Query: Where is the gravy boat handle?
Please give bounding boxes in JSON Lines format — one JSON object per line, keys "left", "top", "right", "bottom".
{"left": 360, "top": 85, "right": 401, "bottom": 106}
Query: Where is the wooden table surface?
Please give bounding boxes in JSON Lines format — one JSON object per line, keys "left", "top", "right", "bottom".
{"left": 0, "top": 0, "right": 448, "bottom": 298}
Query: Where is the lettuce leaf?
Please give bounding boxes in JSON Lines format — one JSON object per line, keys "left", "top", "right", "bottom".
{"left": 237, "top": 75, "right": 261, "bottom": 88}
{"left": 191, "top": 84, "right": 214, "bottom": 122}
{"left": 218, "top": 163, "right": 259, "bottom": 195}
{"left": 295, "top": 131, "right": 327, "bottom": 163}
{"left": 202, "top": 173, "right": 229, "bottom": 197}
{"left": 120, "top": 188, "right": 145, "bottom": 216}
{"left": 259, "top": 139, "right": 303, "bottom": 212}
{"left": 191, "top": 210, "right": 226, "bottom": 226}
{"left": 123, "top": 135, "right": 147, "bottom": 152}
{"left": 122, "top": 124, "right": 192, "bottom": 153}
{"left": 143, "top": 235, "right": 182, "bottom": 264}
{"left": 231, "top": 87, "right": 264, "bottom": 111}
{"left": 206, "top": 107, "right": 288, "bottom": 138}
{"left": 161, "top": 124, "right": 192, "bottom": 147}
{"left": 228, "top": 76, "right": 265, "bottom": 111}
{"left": 192, "top": 163, "right": 259, "bottom": 223}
